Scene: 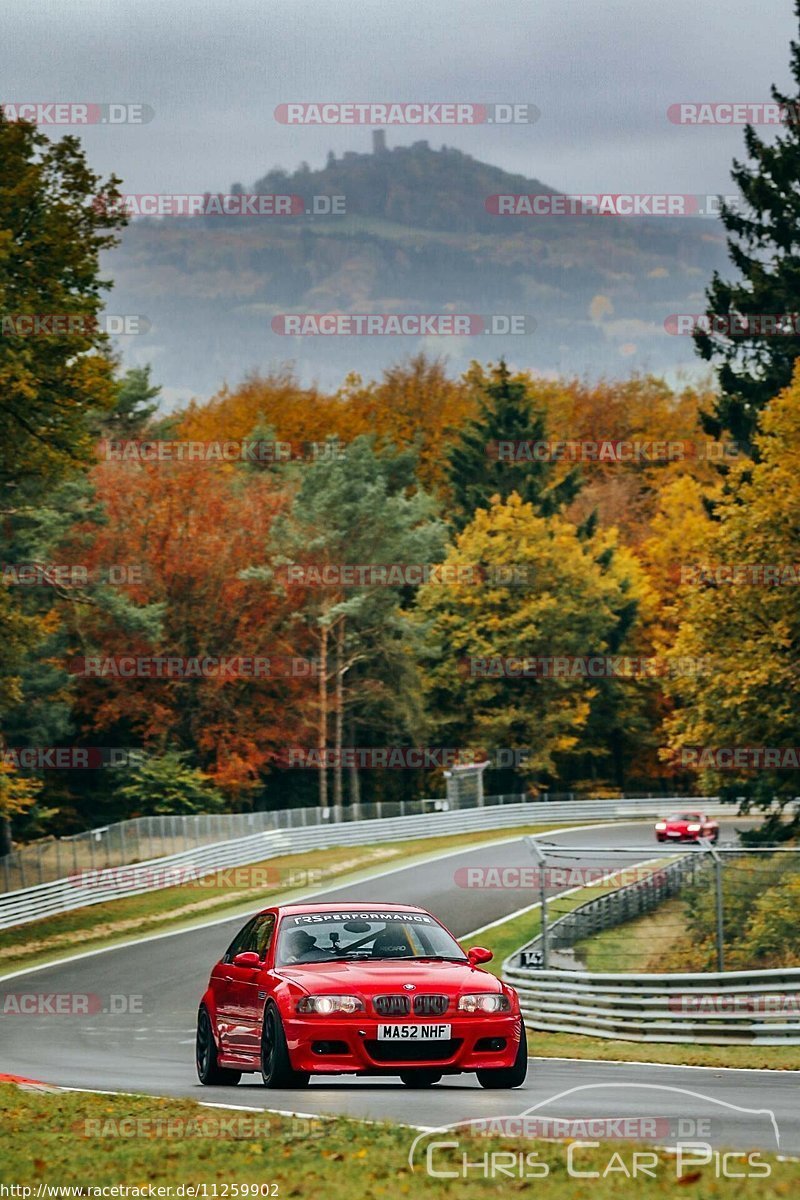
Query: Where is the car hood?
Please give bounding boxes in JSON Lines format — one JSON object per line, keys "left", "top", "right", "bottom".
{"left": 274, "top": 959, "right": 501, "bottom": 995}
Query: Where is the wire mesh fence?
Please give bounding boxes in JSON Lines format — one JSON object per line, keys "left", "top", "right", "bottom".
{"left": 0, "top": 793, "right": 532, "bottom": 892}
{"left": 0, "top": 792, "right": 719, "bottom": 895}
{"left": 508, "top": 839, "right": 800, "bottom": 976}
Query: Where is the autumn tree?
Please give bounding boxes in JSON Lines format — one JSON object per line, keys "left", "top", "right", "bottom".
{"left": 0, "top": 110, "right": 126, "bottom": 846}
{"left": 61, "top": 458, "right": 301, "bottom": 815}
{"left": 415, "top": 492, "right": 652, "bottom": 788}
{"left": 662, "top": 366, "right": 800, "bottom": 836}
{"left": 0, "top": 109, "right": 126, "bottom": 496}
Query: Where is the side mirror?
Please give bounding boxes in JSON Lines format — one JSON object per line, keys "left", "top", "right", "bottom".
{"left": 233, "top": 951, "right": 261, "bottom": 968}
{"left": 467, "top": 946, "right": 493, "bottom": 967}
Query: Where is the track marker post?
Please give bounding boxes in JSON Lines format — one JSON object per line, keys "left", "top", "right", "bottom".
{"left": 526, "top": 836, "right": 550, "bottom": 968}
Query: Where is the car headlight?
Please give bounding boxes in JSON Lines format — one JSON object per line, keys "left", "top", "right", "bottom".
{"left": 687, "top": 824, "right": 701, "bottom": 832}
{"left": 457, "top": 993, "right": 511, "bottom": 1013}
{"left": 296, "top": 995, "right": 364, "bottom": 1014}
{"left": 655, "top": 822, "right": 667, "bottom": 831}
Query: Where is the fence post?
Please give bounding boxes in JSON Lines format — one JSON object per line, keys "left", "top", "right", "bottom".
{"left": 527, "top": 837, "right": 549, "bottom": 969}
{"left": 699, "top": 837, "right": 725, "bottom": 971}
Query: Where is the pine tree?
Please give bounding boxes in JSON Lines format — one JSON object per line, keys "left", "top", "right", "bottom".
{"left": 695, "top": 1, "right": 800, "bottom": 454}
{"left": 447, "top": 361, "right": 581, "bottom": 530}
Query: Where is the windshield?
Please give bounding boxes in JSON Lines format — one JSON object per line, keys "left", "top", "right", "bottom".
{"left": 275, "top": 909, "right": 468, "bottom": 965}
{"left": 668, "top": 812, "right": 702, "bottom": 822}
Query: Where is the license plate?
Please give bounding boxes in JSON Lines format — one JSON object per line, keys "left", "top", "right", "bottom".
{"left": 377, "top": 1023, "right": 451, "bottom": 1040}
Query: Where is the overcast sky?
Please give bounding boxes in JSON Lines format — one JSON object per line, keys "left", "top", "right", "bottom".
{"left": 2, "top": 0, "right": 797, "bottom": 195}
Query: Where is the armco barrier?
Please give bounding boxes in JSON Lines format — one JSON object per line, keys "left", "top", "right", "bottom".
{"left": 503, "top": 962, "right": 800, "bottom": 1044}
{"left": 0, "top": 795, "right": 722, "bottom": 930}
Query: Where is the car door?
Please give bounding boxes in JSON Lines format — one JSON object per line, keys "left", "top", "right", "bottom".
{"left": 238, "top": 912, "right": 277, "bottom": 1057}
{"left": 214, "top": 917, "right": 257, "bottom": 1058}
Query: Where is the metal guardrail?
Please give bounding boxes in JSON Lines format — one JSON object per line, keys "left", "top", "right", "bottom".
{"left": 0, "top": 795, "right": 723, "bottom": 930}
{"left": 0, "top": 792, "right": 552, "bottom": 892}
{"left": 502, "top": 859, "right": 800, "bottom": 1045}
{"left": 0, "top": 791, "right": 714, "bottom": 893}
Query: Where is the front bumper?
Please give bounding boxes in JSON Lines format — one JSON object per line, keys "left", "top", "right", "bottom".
{"left": 284, "top": 1013, "right": 522, "bottom": 1074}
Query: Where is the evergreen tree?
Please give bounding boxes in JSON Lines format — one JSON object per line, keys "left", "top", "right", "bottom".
{"left": 447, "top": 361, "right": 581, "bottom": 530}
{"left": 94, "top": 366, "right": 161, "bottom": 438}
{"left": 695, "top": 1, "right": 800, "bottom": 454}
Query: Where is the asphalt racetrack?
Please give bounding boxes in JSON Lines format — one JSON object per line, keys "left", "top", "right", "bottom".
{"left": 1, "top": 819, "right": 797, "bottom": 1153}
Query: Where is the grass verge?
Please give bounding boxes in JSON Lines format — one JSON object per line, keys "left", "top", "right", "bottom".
{"left": 573, "top": 895, "right": 686, "bottom": 973}
{"left": 0, "top": 822, "right": 596, "bottom": 976}
{"left": 0, "top": 1082, "right": 795, "bottom": 1195}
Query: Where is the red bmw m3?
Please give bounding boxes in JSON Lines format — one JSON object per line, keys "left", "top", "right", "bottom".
{"left": 197, "top": 901, "right": 527, "bottom": 1089}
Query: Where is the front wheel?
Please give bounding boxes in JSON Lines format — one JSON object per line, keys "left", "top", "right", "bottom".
{"left": 476, "top": 1024, "right": 528, "bottom": 1089}
{"left": 196, "top": 1008, "right": 241, "bottom": 1086}
{"left": 261, "top": 1004, "right": 310, "bottom": 1088}
{"left": 400, "top": 1070, "right": 442, "bottom": 1087}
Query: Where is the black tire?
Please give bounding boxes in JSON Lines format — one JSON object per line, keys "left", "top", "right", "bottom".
{"left": 399, "top": 1070, "right": 442, "bottom": 1087}
{"left": 476, "top": 1024, "right": 528, "bottom": 1089}
{"left": 196, "top": 1008, "right": 241, "bottom": 1086}
{"left": 261, "top": 1003, "right": 310, "bottom": 1088}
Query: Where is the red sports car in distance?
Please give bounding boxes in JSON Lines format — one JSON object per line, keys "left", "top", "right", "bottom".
{"left": 655, "top": 811, "right": 719, "bottom": 843}
{"left": 197, "top": 901, "right": 527, "bottom": 1090}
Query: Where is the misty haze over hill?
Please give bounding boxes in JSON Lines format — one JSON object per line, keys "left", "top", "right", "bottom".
{"left": 105, "top": 134, "right": 729, "bottom": 405}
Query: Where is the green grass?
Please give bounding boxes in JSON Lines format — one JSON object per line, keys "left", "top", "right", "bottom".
{"left": 0, "top": 822, "right": 599, "bottom": 976}
{"left": 0, "top": 1083, "right": 796, "bottom": 1195}
{"left": 529, "top": 1029, "right": 800, "bottom": 1070}
{"left": 573, "top": 895, "right": 686, "bottom": 973}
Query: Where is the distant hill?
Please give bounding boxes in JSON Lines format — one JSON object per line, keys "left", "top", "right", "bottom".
{"left": 105, "top": 136, "right": 729, "bottom": 402}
